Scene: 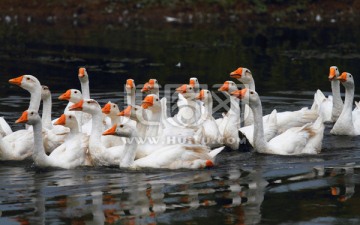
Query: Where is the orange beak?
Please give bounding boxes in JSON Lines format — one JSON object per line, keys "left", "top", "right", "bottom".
{"left": 102, "top": 102, "right": 111, "bottom": 114}
{"left": 9, "top": 75, "right": 24, "bottom": 86}
{"left": 126, "top": 79, "right": 135, "bottom": 89}
{"left": 337, "top": 72, "right": 347, "bottom": 82}
{"left": 58, "top": 89, "right": 71, "bottom": 100}
{"left": 141, "top": 82, "right": 150, "bottom": 93}
{"left": 196, "top": 90, "right": 205, "bottom": 100}
{"left": 78, "top": 68, "right": 85, "bottom": 78}
{"left": 141, "top": 95, "right": 154, "bottom": 109}
{"left": 230, "top": 67, "right": 243, "bottom": 79}
{"left": 176, "top": 84, "right": 187, "bottom": 94}
{"left": 103, "top": 124, "right": 117, "bottom": 135}
{"left": 69, "top": 100, "right": 84, "bottom": 111}
{"left": 205, "top": 160, "right": 214, "bottom": 168}
{"left": 231, "top": 88, "right": 247, "bottom": 99}
{"left": 218, "top": 81, "right": 229, "bottom": 92}
{"left": 54, "top": 114, "right": 66, "bottom": 125}
{"left": 189, "top": 79, "right": 196, "bottom": 87}
{"left": 118, "top": 105, "right": 132, "bottom": 117}
{"left": 328, "top": 67, "right": 336, "bottom": 80}
{"left": 15, "top": 111, "right": 28, "bottom": 123}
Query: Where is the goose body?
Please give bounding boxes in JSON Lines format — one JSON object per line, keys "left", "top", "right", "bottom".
{"left": 103, "top": 123, "right": 224, "bottom": 169}
{"left": 16, "top": 110, "right": 87, "bottom": 169}
{"left": 330, "top": 72, "right": 360, "bottom": 135}
{"left": 232, "top": 89, "right": 324, "bottom": 155}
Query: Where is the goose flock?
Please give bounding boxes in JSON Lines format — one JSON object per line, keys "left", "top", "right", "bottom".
{"left": 0, "top": 66, "right": 358, "bottom": 170}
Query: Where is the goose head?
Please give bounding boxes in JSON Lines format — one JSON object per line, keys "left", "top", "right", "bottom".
{"left": 78, "top": 67, "right": 89, "bottom": 82}
{"left": 103, "top": 123, "right": 135, "bottom": 138}
{"left": 9, "top": 75, "right": 41, "bottom": 92}
{"left": 328, "top": 66, "right": 340, "bottom": 81}
{"left": 41, "top": 85, "right": 51, "bottom": 101}
{"left": 196, "top": 89, "right": 212, "bottom": 102}
{"left": 189, "top": 77, "right": 200, "bottom": 93}
{"left": 69, "top": 99, "right": 101, "bottom": 115}
{"left": 231, "top": 88, "right": 259, "bottom": 106}
{"left": 102, "top": 101, "right": 120, "bottom": 116}
{"left": 54, "top": 113, "right": 78, "bottom": 129}
{"left": 125, "top": 79, "right": 135, "bottom": 94}
{"left": 141, "top": 94, "right": 161, "bottom": 110}
{"left": 15, "top": 110, "right": 40, "bottom": 125}
{"left": 58, "top": 89, "right": 83, "bottom": 103}
{"left": 176, "top": 84, "right": 195, "bottom": 99}
{"left": 141, "top": 79, "right": 159, "bottom": 94}
{"left": 230, "top": 67, "right": 253, "bottom": 84}
{"left": 337, "top": 72, "right": 354, "bottom": 88}
{"left": 118, "top": 105, "right": 147, "bottom": 122}
{"left": 218, "top": 81, "right": 238, "bottom": 94}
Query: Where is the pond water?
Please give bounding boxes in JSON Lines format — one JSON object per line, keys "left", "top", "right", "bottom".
{"left": 0, "top": 23, "right": 360, "bottom": 224}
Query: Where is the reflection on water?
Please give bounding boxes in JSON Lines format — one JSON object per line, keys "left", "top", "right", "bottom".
{"left": 0, "top": 22, "right": 360, "bottom": 224}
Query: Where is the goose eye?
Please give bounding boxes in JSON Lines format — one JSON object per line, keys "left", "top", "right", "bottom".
{"left": 113, "top": 105, "right": 116, "bottom": 108}
{"left": 69, "top": 115, "right": 72, "bottom": 119}
{"left": 135, "top": 108, "right": 138, "bottom": 111}
{"left": 250, "top": 91, "right": 254, "bottom": 94}
{"left": 189, "top": 87, "right": 192, "bottom": 90}
{"left": 26, "top": 77, "right": 31, "bottom": 80}
{"left": 207, "top": 91, "right": 209, "bottom": 93}
{"left": 30, "top": 112, "right": 34, "bottom": 115}
{"left": 349, "top": 75, "right": 352, "bottom": 77}
{"left": 336, "top": 68, "right": 338, "bottom": 71}
{"left": 87, "top": 101, "right": 91, "bottom": 104}
{"left": 74, "top": 91, "right": 77, "bottom": 93}
{"left": 120, "top": 124, "right": 124, "bottom": 128}
{"left": 156, "top": 99, "right": 159, "bottom": 101}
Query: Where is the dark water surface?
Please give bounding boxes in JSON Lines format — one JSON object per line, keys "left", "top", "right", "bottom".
{"left": 0, "top": 23, "right": 360, "bottom": 224}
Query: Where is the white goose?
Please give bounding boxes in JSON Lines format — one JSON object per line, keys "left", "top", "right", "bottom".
{"left": 330, "top": 72, "right": 360, "bottom": 135}
{"left": 315, "top": 66, "right": 344, "bottom": 122}
{"left": 195, "top": 89, "right": 223, "bottom": 148}
{"left": 9, "top": 75, "right": 67, "bottom": 152}
{"left": 69, "top": 99, "right": 128, "bottom": 166}
{"left": 232, "top": 89, "right": 324, "bottom": 155}
{"left": 141, "top": 79, "right": 160, "bottom": 96}
{"left": 230, "top": 67, "right": 318, "bottom": 133}
{"left": 103, "top": 123, "right": 224, "bottom": 169}
{"left": 125, "top": 79, "right": 136, "bottom": 106}
{"left": 101, "top": 101, "right": 124, "bottom": 147}
{"left": 58, "top": 89, "right": 84, "bottom": 127}
{"left": 118, "top": 105, "right": 148, "bottom": 138}
{"left": 174, "top": 84, "right": 201, "bottom": 127}
{"left": 16, "top": 110, "right": 87, "bottom": 169}
{"left": 77, "top": 67, "right": 92, "bottom": 133}
{"left": 0, "top": 119, "right": 32, "bottom": 161}
{"left": 230, "top": 67, "right": 255, "bottom": 126}
{"left": 217, "top": 81, "right": 240, "bottom": 133}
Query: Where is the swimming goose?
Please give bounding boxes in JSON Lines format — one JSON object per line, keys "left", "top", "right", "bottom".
{"left": 101, "top": 101, "right": 124, "bottom": 147}
{"left": 69, "top": 99, "right": 128, "bottom": 166}
{"left": 232, "top": 89, "right": 324, "bottom": 155}
{"left": 230, "top": 67, "right": 318, "bottom": 133}
{"left": 196, "top": 89, "right": 223, "bottom": 148}
{"left": 16, "top": 110, "right": 87, "bottom": 168}
{"left": 230, "top": 67, "right": 255, "bottom": 126}
{"left": 314, "top": 66, "right": 344, "bottom": 122}
{"left": 103, "top": 123, "right": 225, "bottom": 169}
{"left": 330, "top": 72, "right": 360, "bottom": 135}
